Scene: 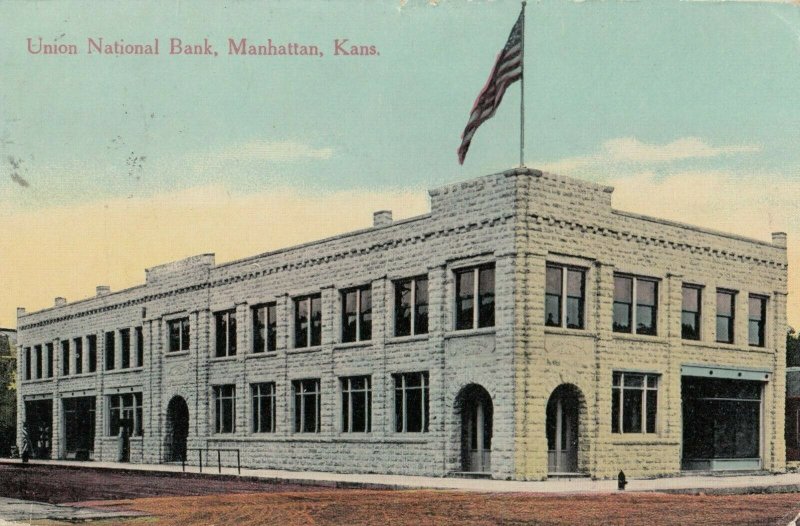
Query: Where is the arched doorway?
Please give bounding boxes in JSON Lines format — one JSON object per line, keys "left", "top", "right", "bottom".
{"left": 456, "top": 384, "right": 493, "bottom": 473}
{"left": 164, "top": 396, "right": 189, "bottom": 462}
{"left": 546, "top": 384, "right": 582, "bottom": 474}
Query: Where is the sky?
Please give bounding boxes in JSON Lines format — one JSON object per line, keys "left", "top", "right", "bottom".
{"left": 0, "top": 0, "right": 798, "bottom": 329}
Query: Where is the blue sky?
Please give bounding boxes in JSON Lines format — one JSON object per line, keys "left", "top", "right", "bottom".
{"left": 1, "top": 0, "right": 798, "bottom": 328}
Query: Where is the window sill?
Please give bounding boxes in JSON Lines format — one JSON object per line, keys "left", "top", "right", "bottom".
{"left": 682, "top": 340, "right": 773, "bottom": 354}
{"left": 209, "top": 355, "right": 238, "bottom": 363}
{"left": 22, "top": 377, "right": 54, "bottom": 384}
{"left": 245, "top": 351, "right": 278, "bottom": 360}
{"left": 612, "top": 333, "right": 667, "bottom": 344}
{"left": 103, "top": 366, "right": 144, "bottom": 375}
{"left": 610, "top": 436, "right": 679, "bottom": 446}
{"left": 165, "top": 351, "right": 190, "bottom": 358}
{"left": 544, "top": 327, "right": 596, "bottom": 338}
{"left": 333, "top": 341, "right": 372, "bottom": 351}
{"left": 287, "top": 345, "right": 323, "bottom": 355}
{"left": 444, "top": 327, "right": 496, "bottom": 339}
{"left": 386, "top": 334, "right": 429, "bottom": 345}
{"left": 205, "top": 434, "right": 430, "bottom": 444}
{"left": 58, "top": 372, "right": 96, "bottom": 379}
{"left": 100, "top": 435, "right": 144, "bottom": 441}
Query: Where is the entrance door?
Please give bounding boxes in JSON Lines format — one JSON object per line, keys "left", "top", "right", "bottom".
{"left": 458, "top": 385, "right": 493, "bottom": 473}
{"left": 547, "top": 386, "right": 579, "bottom": 474}
{"left": 63, "top": 396, "right": 95, "bottom": 460}
{"left": 165, "top": 396, "right": 189, "bottom": 462}
{"left": 24, "top": 399, "right": 53, "bottom": 459}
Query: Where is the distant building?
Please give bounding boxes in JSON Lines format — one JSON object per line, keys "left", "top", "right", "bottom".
{"left": 15, "top": 168, "right": 788, "bottom": 479}
{"left": 0, "top": 328, "right": 17, "bottom": 456}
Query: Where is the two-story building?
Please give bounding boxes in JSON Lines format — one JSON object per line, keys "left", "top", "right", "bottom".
{"left": 16, "top": 168, "right": 788, "bottom": 479}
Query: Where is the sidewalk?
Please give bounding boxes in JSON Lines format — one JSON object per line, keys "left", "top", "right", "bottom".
{"left": 3, "top": 458, "right": 800, "bottom": 495}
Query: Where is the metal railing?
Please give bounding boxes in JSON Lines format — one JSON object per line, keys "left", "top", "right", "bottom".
{"left": 182, "top": 448, "right": 241, "bottom": 475}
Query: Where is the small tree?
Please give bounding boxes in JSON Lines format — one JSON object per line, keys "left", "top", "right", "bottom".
{"left": 789, "top": 328, "right": 800, "bottom": 368}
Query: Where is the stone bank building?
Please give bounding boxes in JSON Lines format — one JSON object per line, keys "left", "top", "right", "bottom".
{"left": 16, "top": 168, "right": 789, "bottom": 480}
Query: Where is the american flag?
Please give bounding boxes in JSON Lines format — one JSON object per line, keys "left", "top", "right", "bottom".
{"left": 458, "top": 9, "right": 524, "bottom": 165}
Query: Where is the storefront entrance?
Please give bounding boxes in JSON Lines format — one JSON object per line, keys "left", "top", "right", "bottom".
{"left": 24, "top": 399, "right": 53, "bottom": 459}
{"left": 682, "top": 375, "right": 763, "bottom": 471}
{"left": 63, "top": 396, "right": 95, "bottom": 460}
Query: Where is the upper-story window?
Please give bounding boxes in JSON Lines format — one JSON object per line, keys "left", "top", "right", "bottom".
{"left": 342, "top": 285, "right": 372, "bottom": 343}
{"left": 135, "top": 327, "right": 144, "bottom": 367}
{"left": 120, "top": 329, "right": 131, "bottom": 369}
{"left": 252, "top": 303, "right": 277, "bottom": 353}
{"left": 455, "top": 265, "right": 495, "bottom": 330}
{"left": 61, "top": 340, "right": 70, "bottom": 376}
{"left": 214, "top": 309, "right": 237, "bottom": 358}
{"left": 45, "top": 343, "right": 54, "bottom": 378}
{"left": 24, "top": 347, "right": 31, "bottom": 381}
{"left": 716, "top": 290, "right": 736, "bottom": 344}
{"left": 168, "top": 317, "right": 190, "bottom": 352}
{"left": 294, "top": 294, "right": 322, "bottom": 348}
{"left": 395, "top": 276, "right": 429, "bottom": 337}
{"left": 613, "top": 275, "right": 658, "bottom": 336}
{"left": 748, "top": 295, "right": 767, "bottom": 347}
{"left": 34, "top": 345, "right": 43, "bottom": 379}
{"left": 87, "top": 335, "right": 97, "bottom": 372}
{"left": 73, "top": 337, "right": 83, "bottom": 374}
{"left": 681, "top": 285, "right": 702, "bottom": 340}
{"left": 545, "top": 265, "right": 585, "bottom": 329}
{"left": 104, "top": 332, "right": 115, "bottom": 370}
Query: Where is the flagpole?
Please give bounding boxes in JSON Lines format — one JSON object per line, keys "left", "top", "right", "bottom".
{"left": 519, "top": 1, "right": 526, "bottom": 167}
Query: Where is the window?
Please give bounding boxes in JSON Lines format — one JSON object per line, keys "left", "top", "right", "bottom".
{"left": 214, "top": 309, "right": 237, "bottom": 357}
{"left": 73, "top": 337, "right": 83, "bottom": 374}
{"left": 455, "top": 265, "right": 495, "bottom": 330}
{"left": 394, "top": 371, "right": 429, "bottom": 433}
{"left": 681, "top": 285, "right": 702, "bottom": 340}
{"left": 105, "top": 331, "right": 115, "bottom": 370}
{"left": 294, "top": 295, "right": 322, "bottom": 348}
{"left": 108, "top": 393, "right": 143, "bottom": 436}
{"left": 252, "top": 303, "right": 277, "bottom": 353}
{"left": 716, "top": 290, "right": 736, "bottom": 344}
{"left": 342, "top": 286, "right": 372, "bottom": 343}
{"left": 168, "top": 317, "right": 190, "bottom": 352}
{"left": 293, "top": 379, "right": 321, "bottom": 433}
{"left": 120, "top": 329, "right": 131, "bottom": 369}
{"left": 341, "top": 376, "right": 371, "bottom": 433}
{"left": 613, "top": 275, "right": 658, "bottom": 335}
{"left": 213, "top": 385, "right": 236, "bottom": 434}
{"left": 748, "top": 295, "right": 767, "bottom": 347}
{"left": 35, "top": 345, "right": 43, "bottom": 379}
{"left": 611, "top": 372, "right": 658, "bottom": 434}
{"left": 135, "top": 327, "right": 144, "bottom": 367}
{"left": 87, "top": 335, "right": 97, "bottom": 372}
{"left": 24, "top": 347, "right": 31, "bottom": 381}
{"left": 395, "top": 276, "right": 429, "bottom": 337}
{"left": 45, "top": 343, "right": 53, "bottom": 378}
{"left": 61, "top": 341, "right": 70, "bottom": 376}
{"left": 545, "top": 265, "right": 585, "bottom": 329}
{"left": 251, "top": 382, "right": 276, "bottom": 433}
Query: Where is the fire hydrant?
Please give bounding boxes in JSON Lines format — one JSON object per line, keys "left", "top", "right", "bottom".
{"left": 618, "top": 470, "right": 627, "bottom": 491}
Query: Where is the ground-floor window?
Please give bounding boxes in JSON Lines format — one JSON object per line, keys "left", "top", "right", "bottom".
{"left": 611, "top": 372, "right": 658, "bottom": 434}
{"left": 213, "top": 385, "right": 236, "bottom": 434}
{"left": 341, "top": 376, "right": 371, "bottom": 433}
{"left": 786, "top": 398, "right": 800, "bottom": 461}
{"left": 251, "top": 382, "right": 276, "bottom": 433}
{"left": 23, "top": 399, "right": 52, "bottom": 459}
{"left": 293, "top": 379, "right": 321, "bottom": 433}
{"left": 108, "top": 393, "right": 143, "bottom": 437}
{"left": 394, "top": 371, "right": 429, "bottom": 433}
{"left": 682, "top": 377, "right": 762, "bottom": 465}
